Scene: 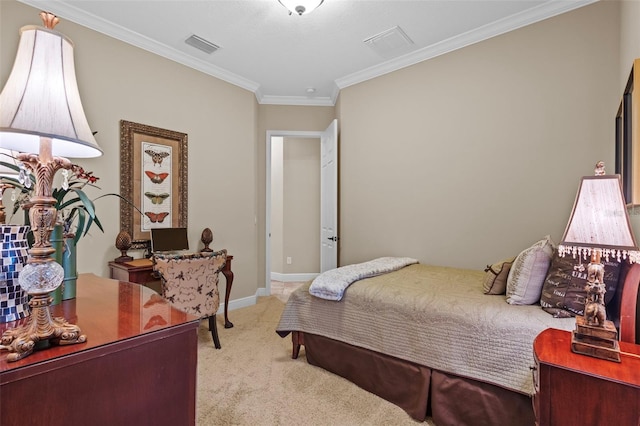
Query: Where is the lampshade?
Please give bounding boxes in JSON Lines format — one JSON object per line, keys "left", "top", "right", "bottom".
{"left": 558, "top": 175, "right": 640, "bottom": 262}
{"left": 278, "top": 0, "right": 324, "bottom": 15}
{"left": 0, "top": 23, "right": 102, "bottom": 158}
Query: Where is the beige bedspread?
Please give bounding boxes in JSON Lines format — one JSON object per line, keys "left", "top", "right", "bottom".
{"left": 276, "top": 263, "right": 576, "bottom": 395}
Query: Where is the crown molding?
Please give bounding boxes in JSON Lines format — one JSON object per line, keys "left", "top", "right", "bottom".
{"left": 257, "top": 94, "right": 335, "bottom": 107}
{"left": 19, "top": 0, "right": 597, "bottom": 107}
{"left": 335, "top": 0, "right": 598, "bottom": 90}
{"left": 18, "top": 0, "right": 260, "bottom": 93}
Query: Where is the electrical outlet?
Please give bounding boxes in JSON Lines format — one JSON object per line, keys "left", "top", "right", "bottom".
{"left": 286, "top": 257, "right": 292, "bottom": 265}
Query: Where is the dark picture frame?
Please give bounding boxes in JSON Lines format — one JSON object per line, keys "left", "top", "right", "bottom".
{"left": 119, "top": 120, "right": 188, "bottom": 246}
{"left": 616, "top": 59, "right": 638, "bottom": 205}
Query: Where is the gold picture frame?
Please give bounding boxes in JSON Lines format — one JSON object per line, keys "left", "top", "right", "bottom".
{"left": 120, "top": 120, "right": 188, "bottom": 246}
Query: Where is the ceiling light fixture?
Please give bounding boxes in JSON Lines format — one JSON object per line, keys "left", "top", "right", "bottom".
{"left": 278, "top": 0, "right": 324, "bottom": 16}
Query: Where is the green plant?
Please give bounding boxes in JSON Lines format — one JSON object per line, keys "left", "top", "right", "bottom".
{"left": 0, "top": 158, "right": 134, "bottom": 245}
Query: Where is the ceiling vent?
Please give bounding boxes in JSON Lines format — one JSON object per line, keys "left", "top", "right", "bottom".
{"left": 364, "top": 26, "right": 414, "bottom": 58}
{"left": 185, "top": 34, "right": 220, "bottom": 54}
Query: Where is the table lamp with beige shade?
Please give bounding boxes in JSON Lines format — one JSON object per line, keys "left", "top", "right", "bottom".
{"left": 0, "top": 12, "right": 102, "bottom": 361}
{"left": 558, "top": 162, "right": 640, "bottom": 362}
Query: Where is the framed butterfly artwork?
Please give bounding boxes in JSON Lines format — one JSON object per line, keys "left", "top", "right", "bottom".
{"left": 120, "top": 120, "right": 188, "bottom": 246}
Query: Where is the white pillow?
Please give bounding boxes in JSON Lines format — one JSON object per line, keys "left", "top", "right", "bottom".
{"left": 506, "top": 236, "right": 554, "bottom": 305}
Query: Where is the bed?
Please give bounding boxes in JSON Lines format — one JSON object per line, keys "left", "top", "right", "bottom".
{"left": 276, "top": 258, "right": 640, "bottom": 425}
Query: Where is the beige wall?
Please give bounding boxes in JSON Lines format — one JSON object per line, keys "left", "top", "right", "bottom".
{"left": 257, "top": 105, "right": 336, "bottom": 284}
{"left": 619, "top": 0, "right": 640, "bottom": 90}
{"left": 336, "top": 0, "right": 620, "bottom": 269}
{"left": 1, "top": 1, "right": 260, "bottom": 301}
{"left": 283, "top": 137, "right": 321, "bottom": 274}
{"left": 270, "top": 136, "right": 320, "bottom": 277}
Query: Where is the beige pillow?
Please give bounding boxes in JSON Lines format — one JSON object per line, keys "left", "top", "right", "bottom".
{"left": 506, "top": 236, "right": 554, "bottom": 305}
{"left": 483, "top": 257, "right": 515, "bottom": 295}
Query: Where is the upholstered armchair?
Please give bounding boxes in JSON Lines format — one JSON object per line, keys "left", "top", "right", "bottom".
{"left": 153, "top": 249, "right": 227, "bottom": 348}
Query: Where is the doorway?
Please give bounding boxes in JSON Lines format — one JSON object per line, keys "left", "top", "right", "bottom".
{"left": 265, "top": 121, "right": 338, "bottom": 295}
{"left": 266, "top": 132, "right": 321, "bottom": 295}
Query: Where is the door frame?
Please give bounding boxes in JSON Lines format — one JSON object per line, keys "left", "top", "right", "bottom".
{"left": 265, "top": 130, "right": 324, "bottom": 295}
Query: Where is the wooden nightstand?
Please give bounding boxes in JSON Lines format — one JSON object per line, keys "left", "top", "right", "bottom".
{"left": 533, "top": 328, "right": 640, "bottom": 425}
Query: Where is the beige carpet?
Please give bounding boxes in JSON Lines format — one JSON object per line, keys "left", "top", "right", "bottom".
{"left": 196, "top": 296, "right": 434, "bottom": 425}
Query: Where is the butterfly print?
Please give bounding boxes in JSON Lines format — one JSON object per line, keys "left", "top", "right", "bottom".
{"left": 144, "top": 149, "right": 170, "bottom": 166}
{"left": 144, "top": 192, "right": 170, "bottom": 204}
{"left": 145, "top": 211, "right": 169, "bottom": 223}
{"left": 145, "top": 171, "right": 169, "bottom": 184}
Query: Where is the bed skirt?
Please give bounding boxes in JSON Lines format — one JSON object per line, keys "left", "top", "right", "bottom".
{"left": 301, "top": 332, "right": 535, "bottom": 425}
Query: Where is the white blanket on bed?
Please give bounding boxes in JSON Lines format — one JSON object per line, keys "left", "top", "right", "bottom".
{"left": 309, "top": 257, "right": 418, "bottom": 300}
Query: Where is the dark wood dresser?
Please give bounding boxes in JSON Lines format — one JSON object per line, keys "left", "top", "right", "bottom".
{"left": 533, "top": 328, "right": 640, "bottom": 426}
{"left": 0, "top": 274, "right": 199, "bottom": 426}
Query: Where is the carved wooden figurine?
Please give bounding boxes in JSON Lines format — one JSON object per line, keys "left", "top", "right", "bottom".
{"left": 201, "top": 227, "right": 213, "bottom": 252}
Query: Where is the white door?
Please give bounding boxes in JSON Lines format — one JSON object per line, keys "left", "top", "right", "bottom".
{"left": 320, "top": 119, "right": 338, "bottom": 272}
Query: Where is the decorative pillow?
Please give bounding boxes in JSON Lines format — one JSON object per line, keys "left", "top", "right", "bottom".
{"left": 483, "top": 257, "right": 516, "bottom": 295}
{"left": 539, "top": 253, "right": 621, "bottom": 317}
{"left": 506, "top": 236, "right": 554, "bottom": 305}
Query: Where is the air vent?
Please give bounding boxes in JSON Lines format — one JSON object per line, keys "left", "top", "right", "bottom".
{"left": 185, "top": 34, "right": 220, "bottom": 54}
{"left": 364, "top": 26, "right": 414, "bottom": 58}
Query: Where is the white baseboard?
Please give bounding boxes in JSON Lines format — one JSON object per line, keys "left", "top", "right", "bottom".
{"left": 222, "top": 273, "right": 318, "bottom": 313}
{"left": 270, "top": 272, "right": 318, "bottom": 282}
{"left": 216, "top": 294, "right": 256, "bottom": 315}
{"left": 256, "top": 287, "right": 270, "bottom": 297}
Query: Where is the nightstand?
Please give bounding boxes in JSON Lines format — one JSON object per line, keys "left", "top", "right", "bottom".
{"left": 533, "top": 328, "right": 640, "bottom": 425}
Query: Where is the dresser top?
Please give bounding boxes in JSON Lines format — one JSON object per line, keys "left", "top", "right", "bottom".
{"left": 534, "top": 328, "right": 640, "bottom": 388}
{"left": 1, "top": 273, "right": 198, "bottom": 374}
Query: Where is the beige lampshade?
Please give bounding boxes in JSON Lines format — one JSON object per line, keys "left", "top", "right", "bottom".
{"left": 558, "top": 175, "right": 640, "bottom": 263}
{"left": 0, "top": 24, "right": 102, "bottom": 158}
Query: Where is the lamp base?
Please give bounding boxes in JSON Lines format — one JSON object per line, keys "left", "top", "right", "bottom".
{"left": 571, "top": 317, "right": 620, "bottom": 362}
{"left": 0, "top": 293, "right": 86, "bottom": 362}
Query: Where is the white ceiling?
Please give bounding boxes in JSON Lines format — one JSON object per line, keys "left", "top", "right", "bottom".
{"left": 18, "top": 0, "right": 596, "bottom": 106}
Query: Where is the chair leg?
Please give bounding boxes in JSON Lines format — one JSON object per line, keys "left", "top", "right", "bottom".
{"left": 209, "top": 315, "right": 221, "bottom": 349}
